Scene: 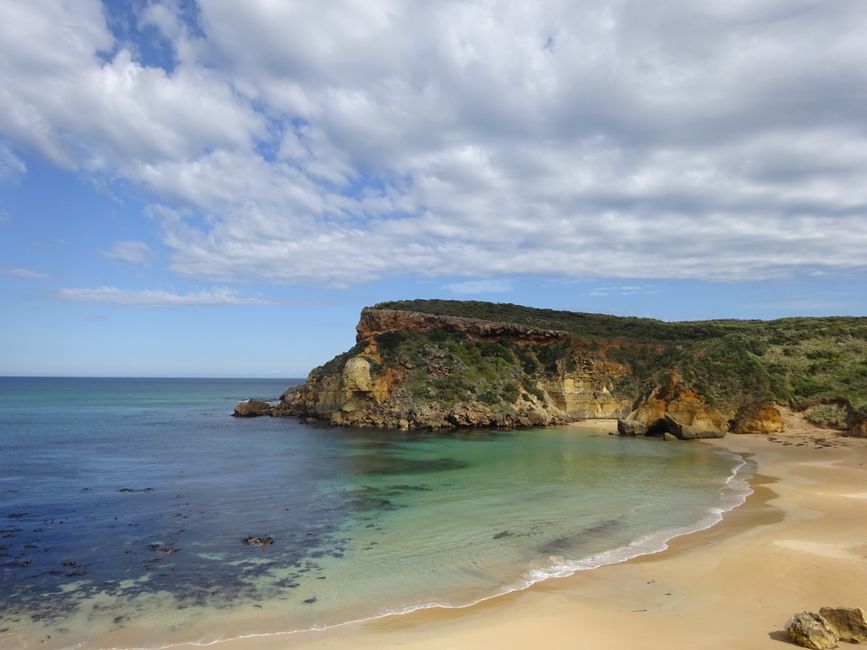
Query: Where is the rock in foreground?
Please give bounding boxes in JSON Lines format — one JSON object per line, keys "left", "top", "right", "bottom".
{"left": 786, "top": 607, "right": 867, "bottom": 648}
{"left": 819, "top": 607, "right": 867, "bottom": 643}
{"left": 787, "top": 612, "right": 840, "bottom": 649}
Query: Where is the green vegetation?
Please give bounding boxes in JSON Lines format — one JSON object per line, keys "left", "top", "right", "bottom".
{"left": 803, "top": 402, "right": 850, "bottom": 429}
{"left": 375, "top": 329, "right": 532, "bottom": 409}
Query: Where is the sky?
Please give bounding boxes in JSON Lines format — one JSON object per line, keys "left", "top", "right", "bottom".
{"left": 1, "top": 0, "right": 866, "bottom": 377}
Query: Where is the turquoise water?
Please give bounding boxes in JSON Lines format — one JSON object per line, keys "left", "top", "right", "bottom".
{"left": 0, "top": 378, "right": 750, "bottom": 649}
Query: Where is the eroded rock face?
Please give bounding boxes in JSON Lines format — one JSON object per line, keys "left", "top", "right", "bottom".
{"left": 616, "top": 374, "right": 728, "bottom": 439}
{"left": 342, "top": 356, "right": 373, "bottom": 392}
{"left": 265, "top": 306, "right": 799, "bottom": 432}
{"left": 539, "top": 357, "right": 631, "bottom": 419}
{"left": 273, "top": 308, "right": 638, "bottom": 430}
{"left": 819, "top": 607, "right": 867, "bottom": 643}
{"left": 637, "top": 376, "right": 725, "bottom": 431}
{"left": 733, "top": 403, "right": 785, "bottom": 434}
{"left": 787, "top": 611, "right": 839, "bottom": 649}
{"left": 337, "top": 356, "right": 390, "bottom": 412}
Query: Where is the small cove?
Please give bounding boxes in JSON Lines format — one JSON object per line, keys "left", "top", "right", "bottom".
{"left": 0, "top": 377, "right": 749, "bottom": 649}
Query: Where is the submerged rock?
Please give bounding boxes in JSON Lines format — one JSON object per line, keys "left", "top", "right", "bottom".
{"left": 242, "top": 535, "right": 274, "bottom": 546}
{"left": 787, "top": 611, "right": 839, "bottom": 649}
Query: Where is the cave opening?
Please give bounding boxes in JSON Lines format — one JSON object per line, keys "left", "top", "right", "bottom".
{"left": 645, "top": 417, "right": 678, "bottom": 438}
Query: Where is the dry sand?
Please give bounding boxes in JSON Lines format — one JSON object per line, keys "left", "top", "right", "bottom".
{"left": 198, "top": 416, "right": 867, "bottom": 650}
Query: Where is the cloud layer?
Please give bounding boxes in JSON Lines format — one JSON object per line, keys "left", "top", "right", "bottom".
{"left": 3, "top": 0, "right": 867, "bottom": 286}
{"left": 1, "top": 267, "right": 49, "bottom": 280}
{"left": 57, "top": 286, "right": 271, "bottom": 307}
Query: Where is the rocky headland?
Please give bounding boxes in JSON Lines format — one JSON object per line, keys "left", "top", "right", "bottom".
{"left": 236, "top": 300, "right": 867, "bottom": 439}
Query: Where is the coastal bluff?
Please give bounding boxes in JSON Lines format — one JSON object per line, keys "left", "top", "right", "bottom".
{"left": 236, "top": 300, "right": 867, "bottom": 437}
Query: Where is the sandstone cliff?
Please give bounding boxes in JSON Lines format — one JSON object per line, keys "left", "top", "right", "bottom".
{"left": 236, "top": 300, "right": 865, "bottom": 437}
{"left": 273, "top": 307, "right": 634, "bottom": 430}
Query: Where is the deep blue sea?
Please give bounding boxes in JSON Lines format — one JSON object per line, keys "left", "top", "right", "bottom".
{"left": 0, "top": 377, "right": 750, "bottom": 649}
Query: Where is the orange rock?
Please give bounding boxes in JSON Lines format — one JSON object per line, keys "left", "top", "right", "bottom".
{"left": 621, "top": 373, "right": 728, "bottom": 438}
{"left": 733, "top": 403, "right": 784, "bottom": 434}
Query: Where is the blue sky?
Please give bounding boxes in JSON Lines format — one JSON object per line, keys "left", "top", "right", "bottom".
{"left": 1, "top": 1, "right": 866, "bottom": 377}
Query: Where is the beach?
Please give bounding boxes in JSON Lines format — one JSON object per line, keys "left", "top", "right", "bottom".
{"left": 4, "top": 402, "right": 865, "bottom": 650}
{"left": 2, "top": 380, "right": 751, "bottom": 650}
{"left": 206, "top": 418, "right": 867, "bottom": 650}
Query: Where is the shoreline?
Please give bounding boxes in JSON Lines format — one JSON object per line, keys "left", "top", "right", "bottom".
{"left": 217, "top": 419, "right": 867, "bottom": 650}
{"left": 12, "top": 419, "right": 867, "bottom": 650}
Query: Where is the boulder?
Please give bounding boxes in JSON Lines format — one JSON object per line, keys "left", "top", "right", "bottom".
{"left": 819, "top": 607, "right": 867, "bottom": 643}
{"left": 662, "top": 413, "right": 724, "bottom": 439}
{"left": 233, "top": 399, "right": 272, "bottom": 417}
{"left": 617, "top": 418, "right": 640, "bottom": 436}
{"left": 679, "top": 425, "right": 726, "bottom": 440}
{"left": 787, "top": 611, "right": 839, "bottom": 649}
{"left": 662, "top": 432, "right": 678, "bottom": 441}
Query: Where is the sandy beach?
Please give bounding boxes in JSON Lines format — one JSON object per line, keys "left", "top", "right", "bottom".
{"left": 197, "top": 416, "right": 867, "bottom": 650}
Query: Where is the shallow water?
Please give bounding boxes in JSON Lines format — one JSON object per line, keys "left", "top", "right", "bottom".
{"left": 0, "top": 377, "right": 749, "bottom": 648}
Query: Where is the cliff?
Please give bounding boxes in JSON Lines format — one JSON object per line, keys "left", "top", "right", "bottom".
{"left": 238, "top": 300, "right": 867, "bottom": 438}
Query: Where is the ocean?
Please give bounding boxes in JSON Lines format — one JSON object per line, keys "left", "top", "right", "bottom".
{"left": 0, "top": 377, "right": 751, "bottom": 649}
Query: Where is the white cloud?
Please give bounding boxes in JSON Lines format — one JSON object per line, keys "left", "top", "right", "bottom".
{"left": 0, "top": 144, "right": 26, "bottom": 183}
{"left": 101, "top": 240, "right": 152, "bottom": 265}
{"left": 57, "top": 286, "right": 273, "bottom": 307}
{"left": 586, "top": 285, "right": 663, "bottom": 297}
{"left": 1, "top": 267, "right": 49, "bottom": 280}
{"left": 0, "top": 1, "right": 262, "bottom": 170}
{"left": 444, "top": 279, "right": 512, "bottom": 294}
{"left": 1, "top": 1, "right": 867, "bottom": 286}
